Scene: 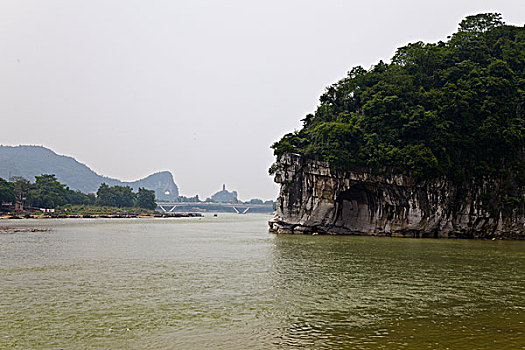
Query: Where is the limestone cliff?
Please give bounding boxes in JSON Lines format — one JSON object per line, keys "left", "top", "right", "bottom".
{"left": 269, "top": 153, "right": 524, "bottom": 239}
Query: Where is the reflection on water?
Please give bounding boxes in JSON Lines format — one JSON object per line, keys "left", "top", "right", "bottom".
{"left": 1, "top": 215, "right": 524, "bottom": 349}
{"left": 269, "top": 235, "right": 525, "bottom": 349}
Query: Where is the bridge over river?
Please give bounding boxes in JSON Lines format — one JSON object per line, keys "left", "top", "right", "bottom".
{"left": 157, "top": 202, "right": 275, "bottom": 214}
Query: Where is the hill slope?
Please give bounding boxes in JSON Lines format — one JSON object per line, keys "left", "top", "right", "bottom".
{"left": 0, "top": 145, "right": 179, "bottom": 201}
{"left": 269, "top": 13, "right": 524, "bottom": 238}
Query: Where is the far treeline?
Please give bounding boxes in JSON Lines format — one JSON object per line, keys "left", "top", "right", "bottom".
{"left": 271, "top": 13, "right": 524, "bottom": 191}
{"left": 0, "top": 174, "right": 157, "bottom": 211}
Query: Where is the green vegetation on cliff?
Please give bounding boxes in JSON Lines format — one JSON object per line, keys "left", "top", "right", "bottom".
{"left": 271, "top": 13, "right": 524, "bottom": 189}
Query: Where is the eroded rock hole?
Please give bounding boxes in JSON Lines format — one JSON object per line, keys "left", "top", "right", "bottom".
{"left": 334, "top": 184, "right": 377, "bottom": 229}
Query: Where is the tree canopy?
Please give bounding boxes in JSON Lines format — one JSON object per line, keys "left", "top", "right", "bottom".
{"left": 96, "top": 183, "right": 134, "bottom": 207}
{"left": 136, "top": 187, "right": 157, "bottom": 210}
{"left": 0, "top": 177, "right": 15, "bottom": 204}
{"left": 271, "top": 13, "right": 524, "bottom": 189}
{"left": 28, "top": 174, "right": 69, "bottom": 208}
{"left": 96, "top": 183, "right": 157, "bottom": 209}
{"left": 0, "top": 175, "right": 156, "bottom": 210}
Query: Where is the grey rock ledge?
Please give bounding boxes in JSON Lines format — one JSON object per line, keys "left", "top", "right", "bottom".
{"left": 269, "top": 153, "right": 524, "bottom": 239}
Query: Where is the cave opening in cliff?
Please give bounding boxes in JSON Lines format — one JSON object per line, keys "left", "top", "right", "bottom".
{"left": 334, "top": 183, "right": 377, "bottom": 230}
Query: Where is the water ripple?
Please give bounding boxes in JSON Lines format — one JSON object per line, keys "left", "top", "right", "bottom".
{"left": 1, "top": 216, "right": 524, "bottom": 349}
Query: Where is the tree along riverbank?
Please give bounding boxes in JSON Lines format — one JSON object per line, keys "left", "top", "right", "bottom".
{"left": 0, "top": 205, "right": 203, "bottom": 220}
{"left": 1, "top": 174, "right": 157, "bottom": 213}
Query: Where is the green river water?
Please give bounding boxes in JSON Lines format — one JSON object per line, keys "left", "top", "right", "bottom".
{"left": 1, "top": 214, "right": 524, "bottom": 349}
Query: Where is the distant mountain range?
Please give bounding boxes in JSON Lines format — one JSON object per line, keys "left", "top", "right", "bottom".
{"left": 0, "top": 145, "right": 179, "bottom": 201}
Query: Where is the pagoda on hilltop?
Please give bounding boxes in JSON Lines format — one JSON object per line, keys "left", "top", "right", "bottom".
{"left": 211, "top": 184, "right": 238, "bottom": 203}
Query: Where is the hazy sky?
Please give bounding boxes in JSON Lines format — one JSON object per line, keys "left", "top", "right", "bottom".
{"left": 1, "top": 1, "right": 523, "bottom": 200}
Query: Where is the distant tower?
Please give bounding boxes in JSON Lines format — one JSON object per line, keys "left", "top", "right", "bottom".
{"left": 222, "top": 184, "right": 226, "bottom": 191}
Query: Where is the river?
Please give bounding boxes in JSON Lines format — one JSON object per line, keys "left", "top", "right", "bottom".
{"left": 1, "top": 214, "right": 524, "bottom": 349}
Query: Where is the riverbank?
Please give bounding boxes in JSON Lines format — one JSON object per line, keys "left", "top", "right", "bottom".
{"left": 0, "top": 204, "right": 203, "bottom": 220}
{"left": 0, "top": 212, "right": 203, "bottom": 220}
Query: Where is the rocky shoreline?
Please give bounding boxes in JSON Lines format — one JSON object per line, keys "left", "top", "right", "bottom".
{"left": 0, "top": 226, "right": 51, "bottom": 234}
{"left": 0, "top": 213, "right": 204, "bottom": 234}
{"left": 269, "top": 153, "right": 525, "bottom": 239}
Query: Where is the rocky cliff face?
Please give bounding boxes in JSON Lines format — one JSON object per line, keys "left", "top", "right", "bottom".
{"left": 269, "top": 153, "right": 524, "bottom": 239}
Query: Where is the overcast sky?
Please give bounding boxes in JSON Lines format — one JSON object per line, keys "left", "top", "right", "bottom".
{"left": 1, "top": 1, "right": 523, "bottom": 200}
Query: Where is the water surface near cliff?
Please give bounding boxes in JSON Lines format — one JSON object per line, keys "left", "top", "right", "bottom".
{"left": 1, "top": 215, "right": 524, "bottom": 349}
